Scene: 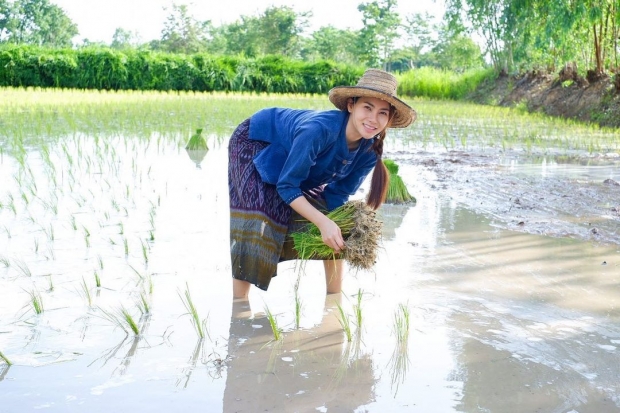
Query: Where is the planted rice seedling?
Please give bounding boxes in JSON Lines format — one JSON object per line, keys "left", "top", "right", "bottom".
{"left": 291, "top": 200, "right": 383, "bottom": 270}
{"left": 178, "top": 283, "right": 208, "bottom": 340}
{"left": 140, "top": 239, "right": 149, "bottom": 264}
{"left": 336, "top": 303, "right": 353, "bottom": 342}
{"left": 353, "top": 289, "right": 363, "bottom": 331}
{"left": 389, "top": 303, "right": 412, "bottom": 396}
{"left": 137, "top": 292, "right": 150, "bottom": 315}
{"left": 393, "top": 303, "right": 411, "bottom": 346}
{"left": 294, "top": 278, "right": 303, "bottom": 330}
{"left": 0, "top": 351, "right": 11, "bottom": 366}
{"left": 98, "top": 305, "right": 141, "bottom": 336}
{"left": 78, "top": 277, "right": 92, "bottom": 307}
{"left": 24, "top": 288, "right": 44, "bottom": 315}
{"left": 14, "top": 259, "right": 32, "bottom": 277}
{"left": 264, "top": 305, "right": 282, "bottom": 342}
{"left": 0, "top": 256, "right": 10, "bottom": 268}
{"left": 94, "top": 271, "right": 101, "bottom": 288}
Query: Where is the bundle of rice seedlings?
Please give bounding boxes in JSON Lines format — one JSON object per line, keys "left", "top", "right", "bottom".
{"left": 185, "top": 128, "right": 208, "bottom": 167}
{"left": 383, "top": 159, "right": 416, "bottom": 204}
{"left": 185, "top": 128, "right": 208, "bottom": 150}
{"left": 291, "top": 200, "right": 382, "bottom": 270}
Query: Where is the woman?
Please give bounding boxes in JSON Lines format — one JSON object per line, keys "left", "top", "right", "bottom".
{"left": 228, "top": 69, "right": 416, "bottom": 299}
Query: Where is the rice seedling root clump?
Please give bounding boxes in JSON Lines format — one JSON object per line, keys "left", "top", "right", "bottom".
{"left": 292, "top": 200, "right": 383, "bottom": 270}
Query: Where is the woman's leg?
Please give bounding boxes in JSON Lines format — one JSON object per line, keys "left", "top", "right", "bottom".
{"left": 323, "top": 259, "right": 344, "bottom": 294}
{"left": 233, "top": 278, "right": 251, "bottom": 299}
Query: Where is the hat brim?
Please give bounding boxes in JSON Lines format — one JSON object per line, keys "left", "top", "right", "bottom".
{"left": 328, "top": 86, "right": 417, "bottom": 128}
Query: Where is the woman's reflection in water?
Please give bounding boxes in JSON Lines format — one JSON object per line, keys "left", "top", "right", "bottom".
{"left": 224, "top": 293, "right": 376, "bottom": 412}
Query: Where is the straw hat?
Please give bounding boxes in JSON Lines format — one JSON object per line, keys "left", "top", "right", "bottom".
{"left": 328, "top": 69, "right": 416, "bottom": 128}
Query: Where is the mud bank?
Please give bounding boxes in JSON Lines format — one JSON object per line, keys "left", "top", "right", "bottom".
{"left": 469, "top": 70, "right": 620, "bottom": 129}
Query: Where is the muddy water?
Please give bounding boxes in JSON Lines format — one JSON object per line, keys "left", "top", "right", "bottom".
{"left": 1, "top": 131, "right": 619, "bottom": 412}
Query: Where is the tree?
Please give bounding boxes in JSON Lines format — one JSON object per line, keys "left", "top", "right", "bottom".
{"left": 159, "top": 3, "right": 211, "bottom": 54}
{"left": 0, "top": 0, "right": 77, "bottom": 46}
{"left": 432, "top": 32, "right": 484, "bottom": 70}
{"left": 301, "top": 25, "right": 361, "bottom": 64}
{"left": 357, "top": 0, "right": 401, "bottom": 68}
{"left": 403, "top": 12, "right": 435, "bottom": 56}
{"left": 212, "top": 6, "right": 310, "bottom": 58}
{"left": 443, "top": 0, "right": 620, "bottom": 74}
{"left": 110, "top": 28, "right": 140, "bottom": 50}
{"left": 258, "top": 6, "right": 310, "bottom": 57}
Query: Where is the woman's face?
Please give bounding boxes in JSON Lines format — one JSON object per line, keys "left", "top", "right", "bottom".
{"left": 346, "top": 96, "right": 392, "bottom": 140}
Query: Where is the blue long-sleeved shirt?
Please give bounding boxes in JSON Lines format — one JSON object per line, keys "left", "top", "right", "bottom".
{"left": 249, "top": 108, "right": 378, "bottom": 211}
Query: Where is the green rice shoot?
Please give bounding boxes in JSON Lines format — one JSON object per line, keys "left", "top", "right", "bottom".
{"left": 353, "top": 289, "right": 363, "bottom": 330}
{"left": 178, "top": 282, "right": 206, "bottom": 340}
{"left": 24, "top": 289, "right": 44, "bottom": 315}
{"left": 264, "top": 305, "right": 282, "bottom": 341}
{"left": 0, "top": 351, "right": 11, "bottom": 366}
{"left": 336, "top": 303, "right": 353, "bottom": 342}
{"left": 97, "top": 305, "right": 140, "bottom": 336}
{"left": 120, "top": 306, "right": 140, "bottom": 336}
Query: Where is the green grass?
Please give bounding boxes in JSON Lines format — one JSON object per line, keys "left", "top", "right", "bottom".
{"left": 398, "top": 67, "right": 496, "bottom": 100}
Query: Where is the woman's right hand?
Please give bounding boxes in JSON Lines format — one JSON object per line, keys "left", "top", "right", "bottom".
{"left": 317, "top": 218, "right": 345, "bottom": 253}
{"left": 289, "top": 197, "right": 346, "bottom": 253}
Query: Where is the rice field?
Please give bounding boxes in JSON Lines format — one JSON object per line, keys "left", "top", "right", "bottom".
{"left": 1, "top": 87, "right": 620, "bottom": 412}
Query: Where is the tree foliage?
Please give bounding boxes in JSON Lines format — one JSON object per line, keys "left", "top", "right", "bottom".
{"left": 158, "top": 3, "right": 211, "bottom": 54}
{"left": 357, "top": 0, "right": 401, "bottom": 67}
{"left": 0, "top": 0, "right": 77, "bottom": 47}
{"left": 444, "top": 0, "right": 620, "bottom": 74}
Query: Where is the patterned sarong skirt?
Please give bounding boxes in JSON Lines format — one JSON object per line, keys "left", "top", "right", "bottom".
{"left": 228, "top": 118, "right": 324, "bottom": 290}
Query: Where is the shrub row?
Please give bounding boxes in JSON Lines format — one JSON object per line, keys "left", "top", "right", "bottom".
{"left": 0, "top": 45, "right": 363, "bottom": 93}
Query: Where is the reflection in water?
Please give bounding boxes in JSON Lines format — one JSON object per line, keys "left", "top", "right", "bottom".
{"left": 0, "top": 364, "right": 9, "bottom": 381}
{"left": 388, "top": 304, "right": 412, "bottom": 397}
{"left": 378, "top": 203, "right": 411, "bottom": 241}
{"left": 223, "top": 295, "right": 376, "bottom": 412}
{"left": 177, "top": 339, "right": 204, "bottom": 388}
{"left": 89, "top": 315, "right": 151, "bottom": 377}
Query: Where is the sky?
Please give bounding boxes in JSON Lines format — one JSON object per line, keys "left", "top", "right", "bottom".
{"left": 50, "top": 0, "right": 445, "bottom": 44}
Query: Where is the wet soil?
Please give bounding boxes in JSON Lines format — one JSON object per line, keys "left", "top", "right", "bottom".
{"left": 390, "top": 148, "right": 620, "bottom": 248}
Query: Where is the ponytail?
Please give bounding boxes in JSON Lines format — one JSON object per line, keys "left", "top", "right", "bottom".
{"left": 366, "top": 107, "right": 395, "bottom": 210}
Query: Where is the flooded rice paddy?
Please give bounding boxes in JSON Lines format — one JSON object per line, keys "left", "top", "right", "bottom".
{"left": 1, "top": 90, "right": 620, "bottom": 412}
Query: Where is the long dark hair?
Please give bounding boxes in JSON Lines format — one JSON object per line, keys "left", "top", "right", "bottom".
{"left": 366, "top": 108, "right": 394, "bottom": 210}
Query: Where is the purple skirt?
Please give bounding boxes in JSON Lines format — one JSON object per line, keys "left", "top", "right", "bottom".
{"left": 228, "top": 119, "right": 325, "bottom": 290}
